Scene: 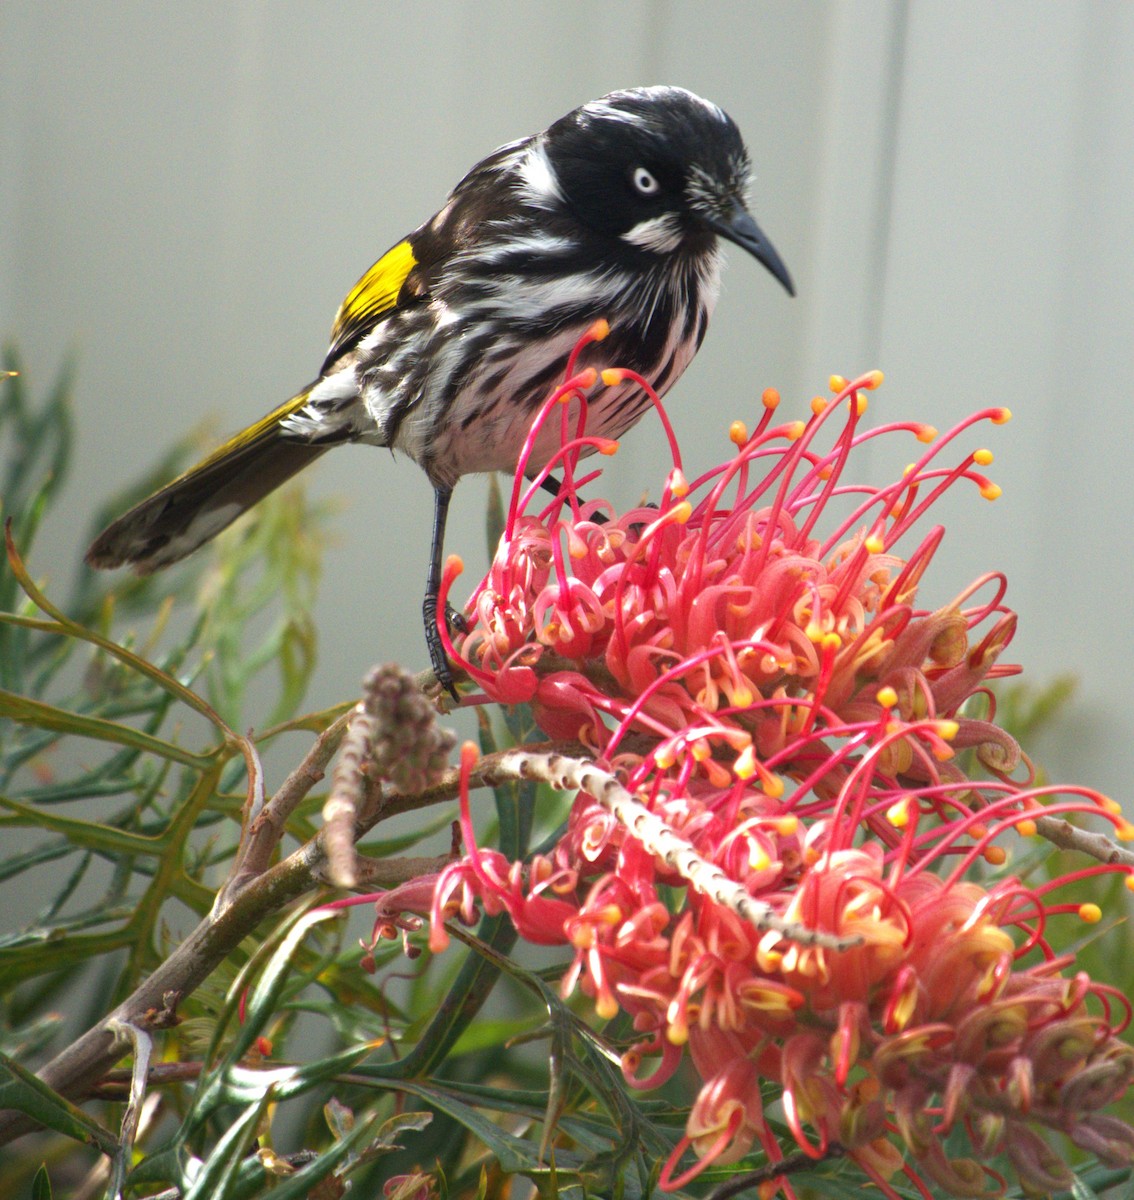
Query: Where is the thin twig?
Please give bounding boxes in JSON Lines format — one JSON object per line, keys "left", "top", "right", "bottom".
{"left": 1035, "top": 815, "right": 1134, "bottom": 868}
{"left": 705, "top": 1142, "right": 846, "bottom": 1199}
{"left": 492, "top": 749, "right": 862, "bottom": 951}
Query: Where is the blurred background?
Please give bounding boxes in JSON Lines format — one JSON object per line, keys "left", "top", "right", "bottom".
{"left": 3, "top": 0, "right": 1133, "bottom": 799}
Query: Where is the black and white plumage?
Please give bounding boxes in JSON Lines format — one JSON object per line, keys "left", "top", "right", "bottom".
{"left": 86, "top": 86, "right": 794, "bottom": 691}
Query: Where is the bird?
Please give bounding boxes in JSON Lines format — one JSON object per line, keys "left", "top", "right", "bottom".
{"left": 85, "top": 86, "right": 794, "bottom": 694}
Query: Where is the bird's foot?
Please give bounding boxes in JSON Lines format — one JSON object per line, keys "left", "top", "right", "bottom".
{"left": 423, "top": 596, "right": 468, "bottom": 701}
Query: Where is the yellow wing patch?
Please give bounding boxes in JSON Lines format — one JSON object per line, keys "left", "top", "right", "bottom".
{"left": 328, "top": 239, "right": 418, "bottom": 359}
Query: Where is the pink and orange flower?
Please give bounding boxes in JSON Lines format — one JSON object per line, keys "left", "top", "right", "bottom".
{"left": 415, "top": 328, "right": 1134, "bottom": 1196}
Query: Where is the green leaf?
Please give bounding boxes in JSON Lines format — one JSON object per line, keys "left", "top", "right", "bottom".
{"left": 0, "top": 1048, "right": 117, "bottom": 1154}
{"left": 30, "top": 1163, "right": 52, "bottom": 1200}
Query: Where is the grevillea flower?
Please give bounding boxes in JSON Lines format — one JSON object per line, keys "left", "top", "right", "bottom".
{"left": 419, "top": 328, "right": 1134, "bottom": 1196}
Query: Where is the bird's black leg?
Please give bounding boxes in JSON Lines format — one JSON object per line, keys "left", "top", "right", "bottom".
{"left": 422, "top": 485, "right": 461, "bottom": 700}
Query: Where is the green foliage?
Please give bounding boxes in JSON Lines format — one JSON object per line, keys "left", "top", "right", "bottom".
{"left": 0, "top": 360, "right": 694, "bottom": 1200}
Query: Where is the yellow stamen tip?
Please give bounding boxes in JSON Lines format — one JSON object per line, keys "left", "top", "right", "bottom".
{"left": 851, "top": 393, "right": 868, "bottom": 416}
{"left": 601, "top": 367, "right": 624, "bottom": 387}
{"left": 785, "top": 421, "right": 806, "bottom": 441}
{"left": 1116, "top": 822, "right": 1134, "bottom": 842}
{"left": 598, "top": 439, "right": 620, "bottom": 456}
{"left": 762, "top": 387, "right": 781, "bottom": 410}
{"left": 1079, "top": 903, "right": 1102, "bottom": 924}
{"left": 1016, "top": 818, "right": 1037, "bottom": 837}
{"left": 936, "top": 719, "right": 959, "bottom": 741}
{"left": 887, "top": 798, "right": 911, "bottom": 828}
{"left": 876, "top": 686, "right": 899, "bottom": 709}
{"left": 983, "top": 845, "right": 1007, "bottom": 866}
{"left": 729, "top": 420, "right": 748, "bottom": 446}
{"left": 595, "top": 994, "right": 620, "bottom": 1020}
{"left": 774, "top": 815, "right": 798, "bottom": 835}
{"left": 828, "top": 374, "right": 848, "bottom": 393}
{"left": 668, "top": 468, "right": 689, "bottom": 498}
{"left": 445, "top": 553, "right": 465, "bottom": 574}
{"left": 589, "top": 318, "right": 610, "bottom": 342}
{"left": 865, "top": 534, "right": 885, "bottom": 554}
{"left": 811, "top": 396, "right": 828, "bottom": 416}
{"left": 973, "top": 448, "right": 994, "bottom": 466}
{"left": 980, "top": 483, "right": 1002, "bottom": 501}
{"left": 864, "top": 369, "right": 885, "bottom": 389}
{"left": 733, "top": 746, "right": 757, "bottom": 780}
{"left": 992, "top": 407, "right": 1012, "bottom": 424}
{"left": 916, "top": 425, "right": 938, "bottom": 443}
{"left": 670, "top": 500, "right": 693, "bottom": 524}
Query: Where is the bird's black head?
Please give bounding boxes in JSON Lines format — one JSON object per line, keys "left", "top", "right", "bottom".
{"left": 529, "top": 86, "right": 793, "bottom": 295}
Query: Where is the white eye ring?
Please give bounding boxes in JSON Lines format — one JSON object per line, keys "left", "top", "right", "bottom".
{"left": 632, "top": 166, "right": 660, "bottom": 195}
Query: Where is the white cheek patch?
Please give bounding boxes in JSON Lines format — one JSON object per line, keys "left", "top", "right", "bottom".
{"left": 516, "top": 142, "right": 563, "bottom": 208}
{"left": 621, "top": 213, "right": 685, "bottom": 254}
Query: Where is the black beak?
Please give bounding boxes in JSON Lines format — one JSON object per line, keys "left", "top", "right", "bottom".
{"left": 702, "top": 201, "right": 795, "bottom": 297}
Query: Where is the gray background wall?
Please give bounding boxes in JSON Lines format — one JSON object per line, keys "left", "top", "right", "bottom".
{"left": 3, "top": 1, "right": 1133, "bottom": 804}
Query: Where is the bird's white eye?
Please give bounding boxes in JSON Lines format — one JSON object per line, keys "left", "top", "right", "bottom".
{"left": 632, "top": 166, "right": 660, "bottom": 195}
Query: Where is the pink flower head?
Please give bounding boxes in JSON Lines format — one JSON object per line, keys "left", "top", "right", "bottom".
{"left": 426, "top": 333, "right": 1134, "bottom": 1196}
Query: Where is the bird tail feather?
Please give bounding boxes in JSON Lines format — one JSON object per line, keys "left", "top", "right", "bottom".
{"left": 86, "top": 388, "right": 331, "bottom": 574}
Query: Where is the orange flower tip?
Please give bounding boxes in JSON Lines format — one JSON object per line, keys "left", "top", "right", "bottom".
{"left": 762, "top": 387, "right": 781, "bottom": 410}
{"left": 758, "top": 1180, "right": 781, "bottom": 1200}
{"left": 666, "top": 1024, "right": 689, "bottom": 1046}
{"left": 1101, "top": 796, "right": 1122, "bottom": 815}
{"left": 600, "top": 367, "right": 624, "bottom": 387}
{"left": 886, "top": 798, "right": 912, "bottom": 828}
{"left": 916, "top": 424, "right": 939, "bottom": 444}
{"left": 750, "top": 846, "right": 772, "bottom": 872}
{"left": 982, "top": 845, "right": 1007, "bottom": 866}
{"left": 936, "top": 719, "right": 960, "bottom": 741}
{"left": 785, "top": 420, "right": 806, "bottom": 441}
{"left": 589, "top": 317, "right": 610, "bottom": 342}
{"left": 1079, "top": 902, "right": 1103, "bottom": 924}
{"left": 864, "top": 534, "right": 885, "bottom": 554}
{"left": 1125, "top": 873, "right": 1134, "bottom": 891}
{"left": 811, "top": 395, "right": 828, "bottom": 416}
{"left": 829, "top": 374, "right": 848, "bottom": 393}
{"left": 864, "top": 369, "right": 885, "bottom": 390}
{"left": 459, "top": 740, "right": 480, "bottom": 768}
{"left": 691, "top": 741, "right": 711, "bottom": 762}
{"left": 876, "top": 685, "right": 899, "bottom": 709}
{"left": 595, "top": 994, "right": 620, "bottom": 1021}
{"left": 762, "top": 773, "right": 785, "bottom": 800}
{"left": 774, "top": 815, "right": 798, "bottom": 835}
{"left": 729, "top": 419, "right": 749, "bottom": 446}
{"left": 805, "top": 621, "right": 823, "bottom": 643}
{"left": 973, "top": 448, "right": 994, "bottom": 466}
{"left": 850, "top": 393, "right": 868, "bottom": 417}
{"left": 821, "top": 632, "right": 841, "bottom": 652}
{"left": 1016, "top": 818, "right": 1038, "bottom": 837}
{"left": 443, "top": 553, "right": 465, "bottom": 576}
{"left": 732, "top": 687, "right": 755, "bottom": 708}
{"left": 598, "top": 438, "right": 620, "bottom": 456}
{"left": 991, "top": 407, "right": 1012, "bottom": 424}
{"left": 668, "top": 467, "right": 690, "bottom": 497}
{"left": 968, "top": 823, "right": 988, "bottom": 840}
{"left": 571, "top": 367, "right": 598, "bottom": 392}
{"left": 1117, "top": 822, "right": 1134, "bottom": 842}
{"left": 980, "top": 482, "right": 1002, "bottom": 501}
{"left": 818, "top": 465, "right": 833, "bottom": 481}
